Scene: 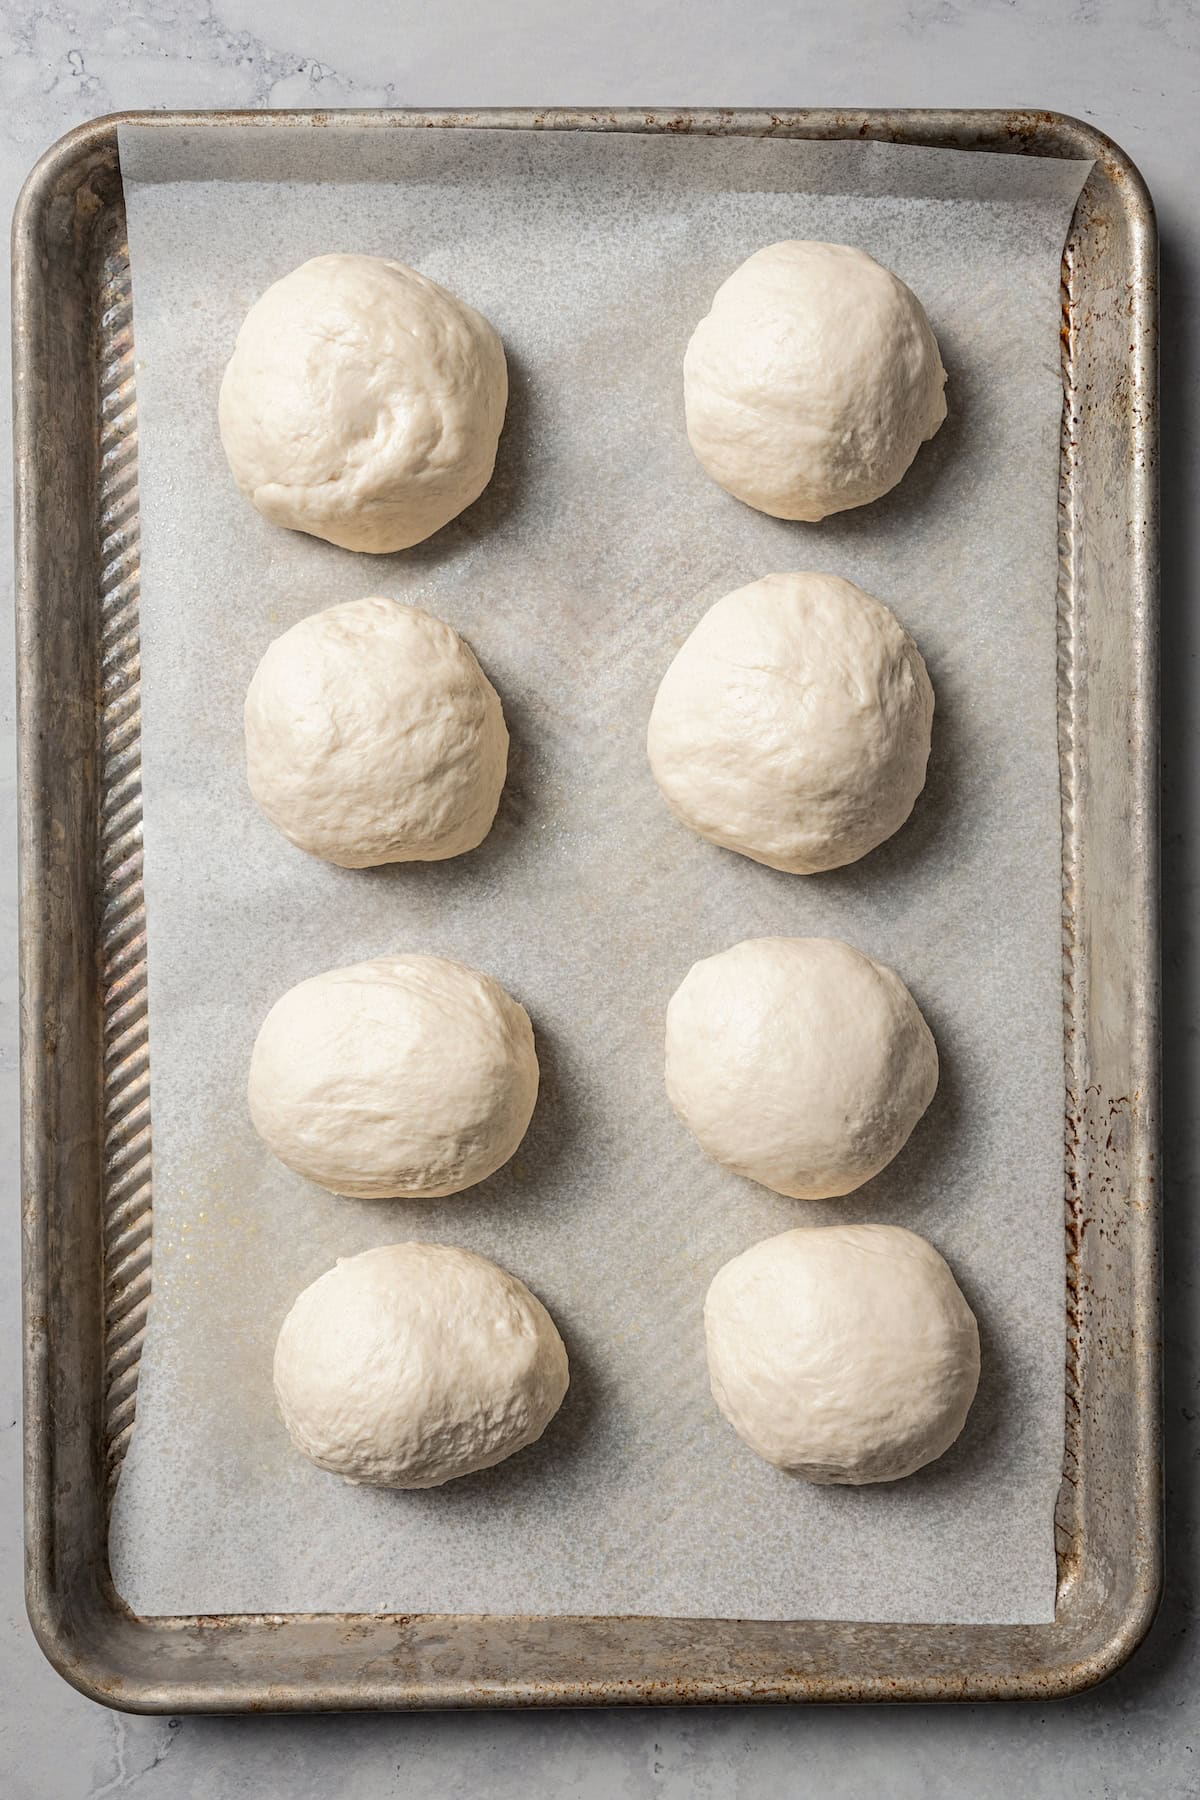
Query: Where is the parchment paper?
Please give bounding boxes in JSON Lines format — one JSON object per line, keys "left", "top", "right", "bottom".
{"left": 110, "top": 121, "right": 1090, "bottom": 1625}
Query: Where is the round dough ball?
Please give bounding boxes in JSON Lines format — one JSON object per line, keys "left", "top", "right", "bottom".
{"left": 245, "top": 597, "right": 508, "bottom": 868}
{"left": 684, "top": 240, "right": 947, "bottom": 520}
{"left": 249, "top": 954, "right": 539, "bottom": 1199}
{"left": 219, "top": 253, "right": 508, "bottom": 552}
{"left": 665, "top": 937, "right": 937, "bottom": 1199}
{"left": 704, "top": 1224, "right": 980, "bottom": 1484}
{"left": 647, "top": 573, "right": 933, "bottom": 875}
{"left": 275, "top": 1243, "right": 570, "bottom": 1488}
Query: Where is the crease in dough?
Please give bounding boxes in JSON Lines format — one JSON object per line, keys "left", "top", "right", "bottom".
{"left": 219, "top": 252, "right": 508, "bottom": 552}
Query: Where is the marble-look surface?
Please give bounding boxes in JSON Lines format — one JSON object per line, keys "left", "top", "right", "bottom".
{"left": 0, "top": 3, "right": 1195, "bottom": 1795}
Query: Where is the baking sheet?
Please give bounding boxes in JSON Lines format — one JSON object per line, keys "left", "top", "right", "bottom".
{"left": 109, "top": 121, "right": 1090, "bottom": 1625}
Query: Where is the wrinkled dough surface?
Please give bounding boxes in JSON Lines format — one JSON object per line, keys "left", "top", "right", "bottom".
{"left": 665, "top": 936, "right": 938, "bottom": 1199}
{"left": 705, "top": 1223, "right": 980, "bottom": 1483}
{"left": 248, "top": 954, "right": 539, "bottom": 1199}
{"left": 219, "top": 253, "right": 508, "bottom": 552}
{"left": 647, "top": 573, "right": 934, "bottom": 875}
{"left": 684, "top": 239, "right": 946, "bottom": 520}
{"left": 274, "top": 1243, "right": 570, "bottom": 1487}
{"left": 244, "top": 596, "right": 508, "bottom": 868}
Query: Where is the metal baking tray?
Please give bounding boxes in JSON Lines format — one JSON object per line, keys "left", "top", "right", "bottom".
{"left": 14, "top": 107, "right": 1159, "bottom": 1711}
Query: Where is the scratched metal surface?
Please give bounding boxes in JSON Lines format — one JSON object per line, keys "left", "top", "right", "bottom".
{"left": 14, "top": 107, "right": 1159, "bottom": 1710}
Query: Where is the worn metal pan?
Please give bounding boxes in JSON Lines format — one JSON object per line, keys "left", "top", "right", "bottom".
{"left": 13, "top": 107, "right": 1159, "bottom": 1710}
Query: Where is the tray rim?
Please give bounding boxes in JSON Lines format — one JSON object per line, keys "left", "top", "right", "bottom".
{"left": 14, "top": 104, "right": 1161, "bottom": 1711}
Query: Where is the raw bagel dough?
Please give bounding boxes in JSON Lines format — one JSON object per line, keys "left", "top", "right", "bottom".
{"left": 248, "top": 954, "right": 539, "bottom": 1199}
{"left": 704, "top": 1223, "right": 980, "bottom": 1483}
{"left": 665, "top": 936, "right": 938, "bottom": 1199}
{"left": 274, "top": 1243, "right": 570, "bottom": 1488}
{"left": 647, "top": 573, "right": 933, "bottom": 875}
{"left": 684, "top": 239, "right": 946, "bottom": 520}
{"left": 244, "top": 597, "right": 508, "bottom": 868}
{"left": 218, "top": 253, "right": 508, "bottom": 552}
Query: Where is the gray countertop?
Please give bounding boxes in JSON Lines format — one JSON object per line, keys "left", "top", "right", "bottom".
{"left": 1, "top": 3, "right": 1196, "bottom": 1794}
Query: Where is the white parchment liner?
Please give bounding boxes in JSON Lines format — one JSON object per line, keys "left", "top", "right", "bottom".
{"left": 110, "top": 122, "right": 1090, "bottom": 1624}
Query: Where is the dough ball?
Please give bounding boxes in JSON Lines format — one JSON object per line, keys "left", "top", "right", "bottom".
{"left": 665, "top": 937, "right": 937, "bottom": 1199}
{"left": 704, "top": 1224, "right": 980, "bottom": 1483}
{"left": 647, "top": 573, "right": 933, "bottom": 875}
{"left": 684, "top": 240, "right": 946, "bottom": 519}
{"left": 219, "top": 253, "right": 508, "bottom": 552}
{"left": 274, "top": 1243, "right": 569, "bottom": 1488}
{"left": 245, "top": 597, "right": 508, "bottom": 868}
{"left": 249, "top": 955, "right": 538, "bottom": 1199}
